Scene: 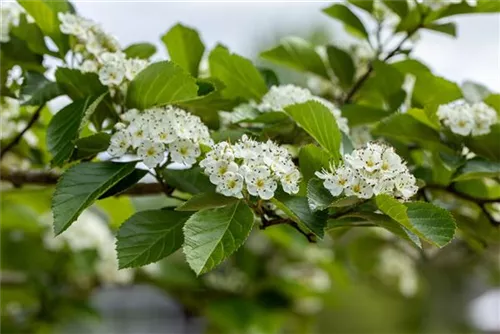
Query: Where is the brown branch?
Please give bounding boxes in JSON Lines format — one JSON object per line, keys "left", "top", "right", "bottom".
{"left": 0, "top": 167, "right": 166, "bottom": 196}
{"left": 343, "top": 26, "right": 421, "bottom": 104}
{"left": 0, "top": 104, "right": 44, "bottom": 159}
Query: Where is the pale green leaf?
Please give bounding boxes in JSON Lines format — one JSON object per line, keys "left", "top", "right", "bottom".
{"left": 162, "top": 23, "right": 205, "bottom": 76}
{"left": 123, "top": 43, "right": 157, "bottom": 59}
{"left": 322, "top": 4, "right": 369, "bottom": 39}
{"left": 453, "top": 158, "right": 500, "bottom": 181}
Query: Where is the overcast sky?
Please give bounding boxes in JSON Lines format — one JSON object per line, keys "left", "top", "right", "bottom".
{"left": 74, "top": 1, "right": 499, "bottom": 92}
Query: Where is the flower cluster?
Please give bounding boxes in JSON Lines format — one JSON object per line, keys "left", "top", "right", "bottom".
{"left": 58, "top": 13, "right": 148, "bottom": 87}
{"left": 256, "top": 85, "right": 350, "bottom": 134}
{"left": 437, "top": 101, "right": 497, "bottom": 136}
{"left": 200, "top": 135, "right": 301, "bottom": 200}
{"left": 107, "top": 106, "right": 213, "bottom": 168}
{"left": 0, "top": 3, "right": 21, "bottom": 43}
{"left": 316, "top": 142, "right": 418, "bottom": 200}
{"left": 43, "top": 210, "right": 133, "bottom": 285}
{"left": 59, "top": 12, "right": 120, "bottom": 57}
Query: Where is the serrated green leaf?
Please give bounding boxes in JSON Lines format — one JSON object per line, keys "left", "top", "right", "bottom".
{"left": 99, "top": 168, "right": 147, "bottom": 199}
{"left": 162, "top": 24, "right": 205, "bottom": 77}
{"left": 453, "top": 158, "right": 500, "bottom": 181}
{"left": 272, "top": 195, "right": 327, "bottom": 238}
{"left": 183, "top": 201, "right": 254, "bottom": 275}
{"left": 298, "top": 145, "right": 331, "bottom": 183}
{"left": 330, "top": 196, "right": 364, "bottom": 208}
{"left": 284, "top": 101, "right": 342, "bottom": 162}
{"left": 209, "top": 45, "right": 267, "bottom": 101}
{"left": 373, "top": 113, "right": 453, "bottom": 154}
{"left": 52, "top": 161, "right": 137, "bottom": 234}
{"left": 123, "top": 43, "right": 157, "bottom": 59}
{"left": 260, "top": 37, "right": 329, "bottom": 78}
{"left": 307, "top": 178, "right": 334, "bottom": 212}
{"left": 326, "top": 45, "right": 355, "bottom": 88}
{"left": 47, "top": 94, "right": 106, "bottom": 166}
{"left": 375, "top": 195, "right": 456, "bottom": 247}
{"left": 116, "top": 209, "right": 192, "bottom": 268}
{"left": 20, "top": 72, "right": 63, "bottom": 106}
{"left": 176, "top": 192, "right": 238, "bottom": 211}
{"left": 72, "top": 133, "right": 111, "bottom": 160}
{"left": 322, "top": 4, "right": 369, "bottom": 39}
{"left": 126, "top": 61, "right": 199, "bottom": 109}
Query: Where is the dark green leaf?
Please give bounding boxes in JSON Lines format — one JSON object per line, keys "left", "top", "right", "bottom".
{"left": 162, "top": 23, "right": 205, "bottom": 76}
{"left": 285, "top": 101, "right": 342, "bottom": 162}
{"left": 326, "top": 45, "right": 355, "bottom": 88}
{"left": 123, "top": 43, "right": 157, "bottom": 59}
{"left": 47, "top": 94, "right": 106, "bottom": 166}
{"left": 52, "top": 161, "right": 137, "bottom": 234}
{"left": 307, "top": 178, "right": 334, "bottom": 212}
{"left": 55, "top": 68, "right": 107, "bottom": 99}
{"left": 209, "top": 45, "right": 267, "bottom": 101}
{"left": 260, "top": 37, "right": 329, "bottom": 78}
{"left": 348, "top": 0, "right": 374, "bottom": 13}
{"left": 322, "top": 4, "right": 369, "bottom": 39}
{"left": 116, "top": 209, "right": 192, "bottom": 268}
{"left": 258, "top": 67, "right": 280, "bottom": 88}
{"left": 0, "top": 36, "right": 44, "bottom": 73}
{"left": 99, "top": 169, "right": 147, "bottom": 199}
{"left": 183, "top": 201, "right": 254, "bottom": 275}
{"left": 453, "top": 158, "right": 500, "bottom": 181}
{"left": 330, "top": 196, "right": 364, "bottom": 208}
{"left": 126, "top": 61, "right": 199, "bottom": 109}
{"left": 162, "top": 167, "right": 214, "bottom": 194}
{"left": 341, "top": 104, "right": 391, "bottom": 126}
{"left": 299, "top": 144, "right": 331, "bottom": 182}
{"left": 20, "top": 72, "right": 63, "bottom": 106}
{"left": 383, "top": 0, "right": 408, "bottom": 17}
{"left": 176, "top": 192, "right": 238, "bottom": 211}
{"left": 424, "top": 22, "right": 457, "bottom": 37}
{"left": 72, "top": 132, "right": 111, "bottom": 160}
{"left": 395, "top": 7, "right": 422, "bottom": 32}
{"left": 10, "top": 14, "right": 52, "bottom": 56}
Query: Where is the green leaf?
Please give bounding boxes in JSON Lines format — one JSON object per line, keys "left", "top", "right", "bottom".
{"left": 10, "top": 14, "right": 52, "bottom": 56}
{"left": 99, "top": 169, "right": 147, "bottom": 199}
{"left": 341, "top": 104, "right": 391, "bottom": 126}
{"left": 18, "top": 0, "right": 71, "bottom": 55}
{"left": 330, "top": 196, "right": 364, "bottom": 208}
{"left": 116, "top": 209, "right": 192, "bottom": 268}
{"left": 424, "top": 22, "right": 457, "bottom": 37}
{"left": 375, "top": 195, "right": 456, "bottom": 247}
{"left": 72, "top": 133, "right": 111, "bottom": 160}
{"left": 20, "top": 72, "right": 63, "bottom": 106}
{"left": 395, "top": 7, "right": 422, "bottom": 32}
{"left": 383, "top": 0, "right": 408, "bottom": 17}
{"left": 126, "top": 61, "right": 199, "bottom": 110}
{"left": 462, "top": 81, "right": 491, "bottom": 104}
{"left": 123, "top": 43, "right": 157, "bottom": 59}
{"left": 0, "top": 36, "right": 45, "bottom": 73}
{"left": 307, "top": 178, "right": 334, "bottom": 212}
{"left": 326, "top": 45, "right": 355, "bottom": 88}
{"left": 260, "top": 37, "right": 329, "bottom": 78}
{"left": 209, "top": 45, "right": 267, "bottom": 101}
{"left": 258, "top": 67, "right": 280, "bottom": 88}
{"left": 373, "top": 113, "right": 453, "bottom": 154}
{"left": 453, "top": 158, "right": 500, "bottom": 181}
{"left": 284, "top": 101, "right": 342, "bottom": 162}
{"left": 348, "top": 0, "right": 374, "bottom": 13}
{"left": 55, "top": 68, "right": 107, "bottom": 99}
{"left": 162, "top": 23, "right": 205, "bottom": 77}
{"left": 162, "top": 167, "right": 214, "bottom": 194}
{"left": 272, "top": 195, "right": 328, "bottom": 238}
{"left": 426, "top": 0, "right": 500, "bottom": 22}
{"left": 52, "top": 161, "right": 137, "bottom": 234}
{"left": 176, "top": 192, "right": 239, "bottom": 211}
{"left": 298, "top": 144, "right": 331, "bottom": 182}
{"left": 484, "top": 94, "right": 500, "bottom": 114}
{"left": 183, "top": 201, "right": 254, "bottom": 275}
{"left": 322, "top": 4, "right": 369, "bottom": 39}
{"left": 407, "top": 107, "right": 440, "bottom": 131}
{"left": 465, "top": 124, "right": 500, "bottom": 162}
{"left": 47, "top": 94, "right": 106, "bottom": 166}
{"left": 412, "top": 72, "right": 462, "bottom": 106}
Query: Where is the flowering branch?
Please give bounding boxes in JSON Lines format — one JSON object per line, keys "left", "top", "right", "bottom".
{"left": 0, "top": 104, "right": 44, "bottom": 160}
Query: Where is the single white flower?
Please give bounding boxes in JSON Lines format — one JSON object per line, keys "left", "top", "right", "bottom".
{"left": 344, "top": 174, "right": 373, "bottom": 199}
{"left": 216, "top": 172, "right": 244, "bottom": 199}
{"left": 209, "top": 161, "right": 239, "bottom": 185}
{"left": 245, "top": 166, "right": 278, "bottom": 200}
{"left": 137, "top": 140, "right": 165, "bottom": 168}
{"left": 281, "top": 169, "right": 301, "bottom": 195}
{"left": 80, "top": 59, "right": 98, "bottom": 73}
{"left": 107, "top": 131, "right": 131, "bottom": 157}
{"left": 169, "top": 139, "right": 200, "bottom": 166}
{"left": 394, "top": 172, "right": 418, "bottom": 199}
{"left": 98, "top": 62, "right": 125, "bottom": 86}
{"left": 125, "top": 58, "right": 148, "bottom": 80}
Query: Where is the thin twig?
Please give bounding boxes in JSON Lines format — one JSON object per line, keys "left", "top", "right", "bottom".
{"left": 1, "top": 104, "right": 44, "bottom": 159}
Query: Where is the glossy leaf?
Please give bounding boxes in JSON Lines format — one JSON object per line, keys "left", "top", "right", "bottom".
{"left": 20, "top": 72, "right": 63, "bottom": 106}
{"left": 176, "top": 192, "right": 238, "bottom": 211}
{"left": 453, "top": 158, "right": 500, "bottom": 181}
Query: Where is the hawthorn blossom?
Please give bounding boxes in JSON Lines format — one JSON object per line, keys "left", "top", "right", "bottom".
{"left": 437, "top": 101, "right": 497, "bottom": 136}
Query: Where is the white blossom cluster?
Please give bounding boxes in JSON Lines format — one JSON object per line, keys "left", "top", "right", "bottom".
{"left": 437, "top": 101, "right": 497, "bottom": 136}
{"left": 58, "top": 13, "right": 148, "bottom": 87}
{"left": 316, "top": 142, "right": 418, "bottom": 200}
{"left": 43, "top": 210, "right": 133, "bottom": 285}
{"left": 107, "top": 106, "right": 213, "bottom": 168}
{"left": 256, "top": 85, "right": 350, "bottom": 134}
{"left": 0, "top": 98, "right": 37, "bottom": 147}
{"left": 377, "top": 247, "right": 418, "bottom": 297}
{"left": 200, "top": 135, "right": 301, "bottom": 200}
{"left": 0, "top": 3, "right": 22, "bottom": 43}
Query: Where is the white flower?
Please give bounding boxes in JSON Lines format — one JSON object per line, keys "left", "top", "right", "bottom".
{"left": 137, "top": 140, "right": 165, "bottom": 168}
{"left": 80, "top": 59, "right": 98, "bottom": 73}
{"left": 281, "top": 169, "right": 301, "bottom": 195}
{"left": 471, "top": 102, "right": 497, "bottom": 136}
{"left": 344, "top": 174, "right": 373, "bottom": 199}
{"left": 107, "top": 131, "right": 130, "bottom": 157}
{"left": 380, "top": 146, "right": 404, "bottom": 178}
{"left": 217, "top": 172, "right": 244, "bottom": 199}
{"left": 128, "top": 122, "right": 149, "bottom": 149}
{"left": 394, "top": 172, "right": 418, "bottom": 199}
{"left": 345, "top": 142, "right": 383, "bottom": 172}
{"left": 209, "top": 160, "right": 239, "bottom": 185}
{"left": 125, "top": 58, "right": 148, "bottom": 80}
{"left": 438, "top": 101, "right": 497, "bottom": 136}
{"left": 245, "top": 166, "right": 278, "bottom": 200}
{"left": 169, "top": 139, "right": 200, "bottom": 166}
{"left": 316, "top": 166, "right": 353, "bottom": 197}
{"left": 98, "top": 62, "right": 125, "bottom": 86}
{"left": 448, "top": 110, "right": 474, "bottom": 136}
